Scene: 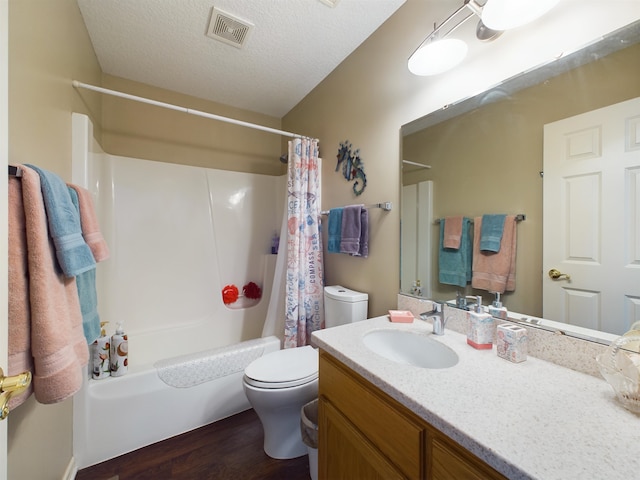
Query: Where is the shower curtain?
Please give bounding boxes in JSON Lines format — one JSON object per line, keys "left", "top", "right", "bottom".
{"left": 284, "top": 138, "right": 324, "bottom": 348}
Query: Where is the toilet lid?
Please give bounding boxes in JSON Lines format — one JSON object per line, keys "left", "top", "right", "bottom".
{"left": 244, "top": 346, "right": 318, "bottom": 389}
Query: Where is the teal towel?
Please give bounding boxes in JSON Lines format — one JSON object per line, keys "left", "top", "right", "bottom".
{"left": 68, "top": 187, "right": 101, "bottom": 344}
{"left": 480, "top": 214, "right": 506, "bottom": 252}
{"left": 26, "top": 164, "right": 96, "bottom": 277}
{"left": 438, "top": 217, "right": 472, "bottom": 287}
{"left": 327, "top": 208, "right": 343, "bottom": 253}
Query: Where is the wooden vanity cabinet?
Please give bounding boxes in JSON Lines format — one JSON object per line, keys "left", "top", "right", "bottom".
{"left": 318, "top": 351, "right": 507, "bottom": 480}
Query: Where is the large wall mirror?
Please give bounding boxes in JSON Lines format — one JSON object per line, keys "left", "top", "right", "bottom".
{"left": 401, "top": 20, "right": 640, "bottom": 340}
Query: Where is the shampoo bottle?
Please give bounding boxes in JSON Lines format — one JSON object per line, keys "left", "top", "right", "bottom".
{"left": 467, "top": 295, "right": 495, "bottom": 350}
{"left": 110, "top": 323, "right": 128, "bottom": 377}
{"left": 92, "top": 322, "right": 110, "bottom": 380}
{"left": 488, "top": 292, "right": 508, "bottom": 320}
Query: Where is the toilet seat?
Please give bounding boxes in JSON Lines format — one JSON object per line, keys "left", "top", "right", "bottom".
{"left": 244, "top": 346, "right": 318, "bottom": 389}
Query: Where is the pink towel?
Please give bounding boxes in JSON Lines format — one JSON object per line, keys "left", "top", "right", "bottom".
{"left": 20, "top": 166, "right": 88, "bottom": 405}
{"left": 443, "top": 216, "right": 463, "bottom": 249}
{"left": 471, "top": 215, "right": 517, "bottom": 293}
{"left": 67, "top": 184, "right": 109, "bottom": 262}
{"left": 8, "top": 176, "right": 34, "bottom": 409}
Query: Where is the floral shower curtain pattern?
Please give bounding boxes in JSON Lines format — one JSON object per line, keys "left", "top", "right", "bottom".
{"left": 284, "top": 138, "right": 324, "bottom": 348}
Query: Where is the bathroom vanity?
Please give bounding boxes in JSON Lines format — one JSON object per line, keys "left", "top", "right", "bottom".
{"left": 312, "top": 315, "right": 640, "bottom": 480}
{"left": 319, "top": 351, "right": 506, "bottom": 479}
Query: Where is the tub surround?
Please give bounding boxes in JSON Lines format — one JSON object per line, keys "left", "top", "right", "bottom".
{"left": 312, "top": 315, "right": 639, "bottom": 480}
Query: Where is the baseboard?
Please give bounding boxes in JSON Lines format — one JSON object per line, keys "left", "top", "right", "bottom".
{"left": 62, "top": 457, "right": 78, "bottom": 480}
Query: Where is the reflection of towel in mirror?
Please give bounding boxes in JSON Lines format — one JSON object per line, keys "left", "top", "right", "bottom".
{"left": 472, "top": 215, "right": 517, "bottom": 293}
{"left": 438, "top": 218, "right": 472, "bottom": 287}
{"left": 327, "top": 208, "right": 343, "bottom": 253}
{"left": 340, "top": 205, "right": 364, "bottom": 256}
{"left": 443, "top": 216, "right": 464, "bottom": 249}
{"left": 479, "top": 214, "right": 506, "bottom": 252}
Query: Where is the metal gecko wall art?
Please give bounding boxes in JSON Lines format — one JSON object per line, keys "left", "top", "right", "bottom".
{"left": 335, "top": 140, "right": 367, "bottom": 196}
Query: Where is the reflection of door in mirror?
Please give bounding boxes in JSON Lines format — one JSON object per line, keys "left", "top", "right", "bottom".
{"left": 401, "top": 181, "right": 432, "bottom": 297}
{"left": 543, "top": 96, "right": 640, "bottom": 335}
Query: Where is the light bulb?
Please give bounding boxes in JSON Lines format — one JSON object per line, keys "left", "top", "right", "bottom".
{"left": 482, "top": 0, "right": 559, "bottom": 30}
{"left": 408, "top": 38, "right": 468, "bottom": 76}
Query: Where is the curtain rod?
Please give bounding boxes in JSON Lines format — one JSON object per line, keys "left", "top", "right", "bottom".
{"left": 72, "top": 81, "right": 316, "bottom": 141}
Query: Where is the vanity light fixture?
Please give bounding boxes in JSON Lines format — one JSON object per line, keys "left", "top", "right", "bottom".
{"left": 408, "top": 0, "right": 559, "bottom": 76}
{"left": 481, "top": 0, "right": 559, "bottom": 30}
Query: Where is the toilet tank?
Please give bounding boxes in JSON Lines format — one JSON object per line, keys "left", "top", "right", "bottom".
{"left": 324, "top": 285, "right": 368, "bottom": 329}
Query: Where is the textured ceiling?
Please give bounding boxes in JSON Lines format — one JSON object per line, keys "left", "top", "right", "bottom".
{"left": 77, "top": 0, "right": 406, "bottom": 118}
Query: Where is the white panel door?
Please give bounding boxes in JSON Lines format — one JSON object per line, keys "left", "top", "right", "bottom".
{"left": 543, "top": 97, "right": 640, "bottom": 335}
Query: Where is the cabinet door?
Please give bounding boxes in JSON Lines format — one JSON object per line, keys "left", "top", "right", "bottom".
{"left": 430, "top": 436, "right": 506, "bottom": 480}
{"left": 319, "top": 352, "right": 424, "bottom": 478}
{"left": 319, "top": 398, "right": 405, "bottom": 480}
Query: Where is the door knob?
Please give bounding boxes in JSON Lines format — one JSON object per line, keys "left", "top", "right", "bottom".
{"left": 548, "top": 268, "right": 571, "bottom": 281}
{"left": 0, "top": 367, "right": 32, "bottom": 420}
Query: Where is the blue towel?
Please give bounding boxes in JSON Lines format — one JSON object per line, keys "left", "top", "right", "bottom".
{"left": 68, "top": 187, "right": 101, "bottom": 344}
{"left": 25, "top": 164, "right": 96, "bottom": 277}
{"left": 327, "top": 208, "right": 343, "bottom": 253}
{"left": 340, "top": 205, "right": 363, "bottom": 255}
{"left": 480, "top": 214, "right": 506, "bottom": 252}
{"left": 438, "top": 217, "right": 472, "bottom": 287}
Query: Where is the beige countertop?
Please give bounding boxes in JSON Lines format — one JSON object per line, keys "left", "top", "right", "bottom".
{"left": 312, "top": 315, "right": 640, "bottom": 480}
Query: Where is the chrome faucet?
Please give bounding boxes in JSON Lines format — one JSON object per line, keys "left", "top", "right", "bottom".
{"left": 420, "top": 302, "right": 447, "bottom": 336}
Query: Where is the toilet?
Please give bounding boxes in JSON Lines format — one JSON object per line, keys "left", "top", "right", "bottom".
{"left": 243, "top": 285, "right": 368, "bottom": 459}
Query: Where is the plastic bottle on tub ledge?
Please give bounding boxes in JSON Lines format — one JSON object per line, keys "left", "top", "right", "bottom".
{"left": 92, "top": 321, "right": 111, "bottom": 380}
{"left": 110, "top": 322, "right": 128, "bottom": 377}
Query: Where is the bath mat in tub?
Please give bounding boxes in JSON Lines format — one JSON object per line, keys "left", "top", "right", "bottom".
{"left": 154, "top": 338, "right": 270, "bottom": 388}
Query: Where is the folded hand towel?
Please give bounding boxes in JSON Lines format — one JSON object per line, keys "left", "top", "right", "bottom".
{"left": 68, "top": 187, "right": 102, "bottom": 345}
{"left": 8, "top": 176, "right": 34, "bottom": 409}
{"left": 340, "top": 205, "right": 363, "bottom": 255}
{"left": 443, "top": 216, "right": 464, "bottom": 249}
{"left": 327, "top": 208, "right": 343, "bottom": 253}
{"left": 438, "top": 217, "right": 472, "bottom": 287}
{"left": 480, "top": 214, "right": 506, "bottom": 252}
{"left": 472, "top": 215, "right": 517, "bottom": 293}
{"left": 67, "top": 183, "right": 110, "bottom": 262}
{"left": 358, "top": 208, "right": 369, "bottom": 258}
{"left": 25, "top": 164, "right": 95, "bottom": 277}
{"left": 20, "top": 165, "right": 88, "bottom": 404}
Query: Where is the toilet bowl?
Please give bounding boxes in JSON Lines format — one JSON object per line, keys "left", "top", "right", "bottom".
{"left": 243, "top": 285, "right": 368, "bottom": 460}
{"left": 242, "top": 344, "right": 319, "bottom": 459}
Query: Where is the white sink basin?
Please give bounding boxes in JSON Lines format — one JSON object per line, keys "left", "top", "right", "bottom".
{"left": 362, "top": 330, "right": 459, "bottom": 369}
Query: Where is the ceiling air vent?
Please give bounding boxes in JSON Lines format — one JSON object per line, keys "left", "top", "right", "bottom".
{"left": 206, "top": 7, "right": 254, "bottom": 49}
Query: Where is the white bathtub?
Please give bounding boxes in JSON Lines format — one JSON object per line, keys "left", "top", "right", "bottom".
{"left": 70, "top": 114, "right": 287, "bottom": 469}
{"left": 73, "top": 336, "right": 280, "bottom": 469}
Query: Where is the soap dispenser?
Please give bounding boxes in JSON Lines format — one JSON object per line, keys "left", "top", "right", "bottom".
{"left": 92, "top": 322, "right": 110, "bottom": 380}
{"left": 110, "top": 322, "right": 128, "bottom": 377}
{"left": 467, "top": 295, "right": 495, "bottom": 350}
{"left": 488, "top": 292, "right": 508, "bottom": 320}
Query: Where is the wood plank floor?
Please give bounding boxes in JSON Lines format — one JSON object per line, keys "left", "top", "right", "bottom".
{"left": 76, "top": 409, "right": 312, "bottom": 480}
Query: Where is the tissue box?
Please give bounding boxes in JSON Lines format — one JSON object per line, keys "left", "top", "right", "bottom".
{"left": 496, "top": 324, "right": 527, "bottom": 363}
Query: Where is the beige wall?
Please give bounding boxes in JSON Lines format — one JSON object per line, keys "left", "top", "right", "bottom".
{"left": 8, "top": 1, "right": 101, "bottom": 479}
{"left": 403, "top": 43, "right": 640, "bottom": 317}
{"left": 282, "top": 0, "right": 640, "bottom": 318}
{"left": 7, "top": 1, "right": 283, "bottom": 479}
{"left": 99, "top": 74, "right": 285, "bottom": 175}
